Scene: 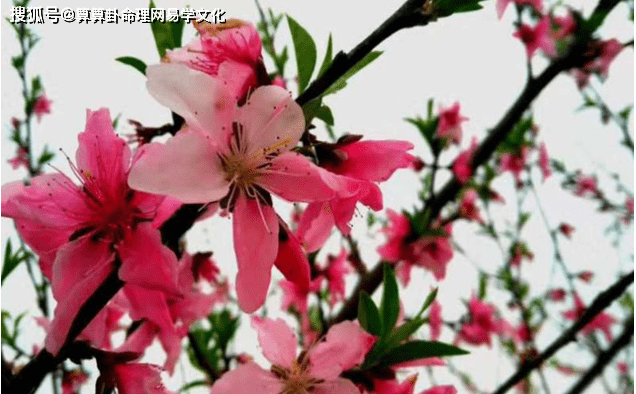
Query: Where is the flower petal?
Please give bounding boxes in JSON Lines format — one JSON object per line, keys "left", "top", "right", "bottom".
{"left": 259, "top": 152, "right": 335, "bottom": 202}
{"left": 251, "top": 317, "right": 297, "bottom": 368}
{"left": 146, "top": 64, "right": 236, "bottom": 140}
{"left": 210, "top": 362, "right": 283, "bottom": 394}
{"left": 238, "top": 86, "right": 304, "bottom": 157}
{"left": 232, "top": 194, "right": 279, "bottom": 312}
{"left": 128, "top": 129, "right": 230, "bottom": 204}
{"left": 274, "top": 221, "right": 310, "bottom": 290}
{"left": 313, "top": 378, "right": 360, "bottom": 394}
{"left": 297, "top": 202, "right": 335, "bottom": 253}
{"left": 117, "top": 223, "right": 179, "bottom": 295}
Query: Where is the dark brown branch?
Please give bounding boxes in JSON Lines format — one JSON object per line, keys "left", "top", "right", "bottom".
{"left": 7, "top": 266, "right": 124, "bottom": 394}
{"left": 564, "top": 316, "right": 634, "bottom": 394}
{"left": 296, "top": 0, "right": 433, "bottom": 106}
{"left": 491, "top": 271, "right": 634, "bottom": 394}
{"left": 330, "top": 261, "right": 388, "bottom": 325}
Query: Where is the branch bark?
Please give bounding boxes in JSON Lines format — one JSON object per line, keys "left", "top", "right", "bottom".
{"left": 491, "top": 271, "right": 634, "bottom": 394}
{"left": 564, "top": 316, "right": 634, "bottom": 394}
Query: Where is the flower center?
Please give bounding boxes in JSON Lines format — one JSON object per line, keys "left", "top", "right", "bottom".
{"left": 271, "top": 359, "right": 324, "bottom": 394}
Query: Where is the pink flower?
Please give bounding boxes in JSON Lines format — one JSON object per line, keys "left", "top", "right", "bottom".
{"left": 110, "top": 363, "right": 171, "bottom": 394}
{"left": 33, "top": 93, "right": 53, "bottom": 122}
{"left": 538, "top": 143, "right": 551, "bottom": 181}
{"left": 618, "top": 361, "right": 629, "bottom": 375}
{"left": 573, "top": 39, "right": 623, "bottom": 88}
{"left": 459, "top": 189, "right": 482, "bottom": 222}
{"left": 299, "top": 138, "right": 414, "bottom": 252}
{"left": 510, "top": 242, "right": 534, "bottom": 268}
{"left": 2, "top": 109, "right": 179, "bottom": 356}
{"left": 453, "top": 138, "right": 478, "bottom": 184}
{"left": 378, "top": 211, "right": 454, "bottom": 284}
{"left": 496, "top": 0, "right": 543, "bottom": 19}
{"left": 499, "top": 147, "right": 528, "bottom": 181}
{"left": 547, "top": 288, "right": 567, "bottom": 302}
{"left": 551, "top": 12, "right": 577, "bottom": 40}
{"left": 562, "top": 294, "right": 616, "bottom": 342}
{"left": 457, "top": 296, "right": 500, "bottom": 347}
{"left": 420, "top": 386, "right": 457, "bottom": 394}
{"left": 429, "top": 301, "right": 443, "bottom": 341}
{"left": 128, "top": 65, "right": 345, "bottom": 312}
{"left": 513, "top": 17, "right": 556, "bottom": 58}
{"left": 7, "top": 147, "right": 29, "bottom": 170}
{"left": 559, "top": 223, "right": 575, "bottom": 238}
{"left": 372, "top": 375, "right": 417, "bottom": 394}
{"left": 577, "top": 271, "right": 594, "bottom": 283}
{"left": 325, "top": 249, "right": 351, "bottom": 306}
{"left": 624, "top": 196, "right": 634, "bottom": 223}
{"left": 272, "top": 76, "right": 287, "bottom": 88}
{"left": 436, "top": 102, "right": 468, "bottom": 145}
{"left": 61, "top": 369, "right": 89, "bottom": 394}
{"left": 574, "top": 174, "right": 598, "bottom": 197}
{"left": 165, "top": 20, "right": 264, "bottom": 101}
{"left": 210, "top": 317, "right": 375, "bottom": 394}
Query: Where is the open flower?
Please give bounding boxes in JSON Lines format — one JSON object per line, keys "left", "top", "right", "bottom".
{"left": 513, "top": 17, "right": 556, "bottom": 58}
{"left": 2, "top": 109, "right": 179, "bottom": 355}
{"left": 33, "top": 93, "right": 53, "bottom": 122}
{"left": 129, "top": 64, "right": 339, "bottom": 312}
{"left": 436, "top": 102, "right": 468, "bottom": 145}
{"left": 562, "top": 294, "right": 615, "bottom": 342}
{"left": 211, "top": 317, "right": 375, "bottom": 394}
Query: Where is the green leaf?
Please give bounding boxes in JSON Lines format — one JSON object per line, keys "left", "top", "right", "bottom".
{"left": 318, "top": 34, "right": 333, "bottom": 77}
{"left": 418, "top": 288, "right": 438, "bottom": 316}
{"left": 287, "top": 15, "right": 317, "bottom": 93}
{"left": 358, "top": 291, "right": 383, "bottom": 336}
{"left": 31, "top": 77, "right": 42, "bottom": 96}
{"left": 302, "top": 98, "right": 322, "bottom": 124}
{"left": 323, "top": 51, "right": 382, "bottom": 96}
{"left": 1, "top": 240, "right": 20, "bottom": 284}
{"left": 379, "top": 265, "right": 400, "bottom": 336}
{"left": 171, "top": 18, "right": 185, "bottom": 48}
{"left": 315, "top": 104, "right": 334, "bottom": 126}
{"left": 116, "top": 56, "right": 147, "bottom": 76}
{"left": 378, "top": 340, "right": 469, "bottom": 367}
{"left": 385, "top": 316, "right": 427, "bottom": 349}
{"left": 436, "top": 0, "right": 486, "bottom": 17}
{"left": 150, "top": 1, "right": 176, "bottom": 58}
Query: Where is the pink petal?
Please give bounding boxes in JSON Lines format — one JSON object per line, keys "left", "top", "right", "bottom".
{"left": 113, "top": 363, "right": 170, "bottom": 394}
{"left": 51, "top": 234, "right": 115, "bottom": 300}
{"left": 313, "top": 378, "right": 360, "bottom": 394}
{"left": 151, "top": 197, "right": 182, "bottom": 228}
{"left": 128, "top": 129, "right": 230, "bottom": 204}
{"left": 274, "top": 221, "right": 311, "bottom": 290}
{"left": 117, "top": 223, "right": 179, "bottom": 295}
{"left": 259, "top": 152, "right": 335, "bottom": 202}
{"left": 251, "top": 317, "right": 297, "bottom": 369}
{"left": 210, "top": 362, "right": 283, "bottom": 394}
{"left": 146, "top": 64, "right": 236, "bottom": 139}
{"left": 45, "top": 261, "right": 115, "bottom": 355}
{"left": 336, "top": 140, "right": 414, "bottom": 182}
{"left": 238, "top": 85, "right": 304, "bottom": 156}
{"left": 232, "top": 195, "right": 279, "bottom": 312}
{"left": 297, "top": 201, "right": 336, "bottom": 253}
{"left": 309, "top": 321, "right": 376, "bottom": 380}
{"left": 76, "top": 108, "right": 131, "bottom": 198}
{"left": 497, "top": 0, "right": 512, "bottom": 18}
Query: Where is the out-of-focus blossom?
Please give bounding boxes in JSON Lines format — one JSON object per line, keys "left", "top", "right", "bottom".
{"left": 436, "top": 102, "right": 468, "bottom": 145}
{"left": 429, "top": 301, "right": 443, "bottom": 341}
{"left": 61, "top": 369, "right": 89, "bottom": 394}
{"left": 538, "top": 143, "right": 551, "bottom": 181}
{"left": 497, "top": 0, "right": 543, "bottom": 19}
{"left": 559, "top": 223, "right": 575, "bottom": 238}
{"left": 457, "top": 296, "right": 501, "bottom": 347}
{"left": 499, "top": 147, "right": 528, "bottom": 181}
{"left": 33, "top": 93, "right": 53, "bottom": 122}
{"left": 7, "top": 147, "right": 29, "bottom": 170}
{"left": 513, "top": 17, "right": 556, "bottom": 58}
{"left": 574, "top": 174, "right": 598, "bottom": 197}
{"left": 459, "top": 189, "right": 483, "bottom": 223}
{"left": 547, "top": 288, "right": 567, "bottom": 302}
{"left": 562, "top": 294, "right": 616, "bottom": 342}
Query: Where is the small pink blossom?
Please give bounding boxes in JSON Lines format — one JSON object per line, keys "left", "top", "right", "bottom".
{"left": 325, "top": 249, "right": 351, "bottom": 306}
{"left": 165, "top": 20, "right": 264, "bottom": 101}
{"left": 510, "top": 242, "right": 534, "bottom": 268}
{"left": 210, "top": 317, "right": 375, "bottom": 394}
{"left": 299, "top": 138, "right": 414, "bottom": 252}
{"left": 574, "top": 174, "right": 598, "bottom": 197}
{"left": 436, "top": 102, "right": 468, "bottom": 145}
{"left": 623, "top": 196, "right": 634, "bottom": 223}
{"left": 577, "top": 271, "right": 594, "bottom": 283}
{"left": 453, "top": 138, "right": 478, "bottom": 183}
{"left": 457, "top": 296, "right": 500, "bottom": 347}
{"left": 562, "top": 294, "right": 616, "bottom": 342}
{"left": 547, "top": 288, "right": 566, "bottom": 302}
{"left": 496, "top": 0, "right": 543, "bottom": 19}
{"left": 551, "top": 12, "right": 577, "bottom": 40}
{"left": 538, "top": 143, "right": 551, "bottom": 181}
{"left": 410, "top": 156, "right": 425, "bottom": 172}
{"left": 459, "top": 189, "right": 482, "bottom": 222}
{"left": 499, "top": 147, "right": 528, "bottom": 180}
{"left": 618, "top": 361, "right": 629, "bottom": 375}
{"left": 429, "top": 300, "right": 443, "bottom": 341}
{"left": 33, "top": 93, "right": 53, "bottom": 122}
{"left": 573, "top": 39, "right": 623, "bottom": 88}
{"left": 513, "top": 17, "right": 556, "bottom": 58}
{"left": 7, "top": 147, "right": 29, "bottom": 170}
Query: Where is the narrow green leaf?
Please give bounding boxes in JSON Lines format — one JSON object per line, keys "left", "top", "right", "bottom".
{"left": 315, "top": 105, "right": 334, "bottom": 126}
{"left": 418, "top": 287, "right": 438, "bottom": 316}
{"left": 385, "top": 316, "right": 427, "bottom": 349}
{"left": 380, "top": 265, "right": 400, "bottom": 336}
{"left": 378, "top": 340, "right": 469, "bottom": 367}
{"left": 323, "top": 51, "right": 382, "bottom": 96}
{"left": 171, "top": 18, "right": 185, "bottom": 48}
{"left": 116, "top": 56, "right": 147, "bottom": 76}
{"left": 318, "top": 34, "right": 333, "bottom": 77}
{"left": 150, "top": 0, "right": 175, "bottom": 58}
{"left": 1, "top": 240, "right": 21, "bottom": 284}
{"left": 478, "top": 273, "right": 488, "bottom": 299}
{"left": 358, "top": 291, "right": 383, "bottom": 336}
{"left": 302, "top": 98, "right": 322, "bottom": 124}
{"left": 287, "top": 15, "right": 317, "bottom": 93}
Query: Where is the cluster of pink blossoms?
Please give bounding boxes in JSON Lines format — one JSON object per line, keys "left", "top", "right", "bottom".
{"left": 2, "top": 19, "right": 424, "bottom": 392}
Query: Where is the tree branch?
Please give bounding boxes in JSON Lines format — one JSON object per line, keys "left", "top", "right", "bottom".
{"left": 564, "top": 316, "right": 634, "bottom": 394}
{"left": 491, "top": 271, "right": 634, "bottom": 394}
